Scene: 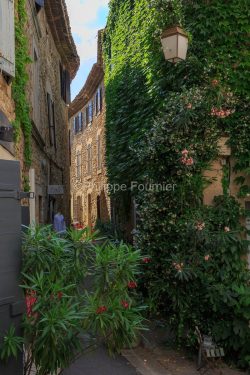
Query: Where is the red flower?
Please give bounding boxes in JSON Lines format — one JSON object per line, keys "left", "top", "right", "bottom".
{"left": 96, "top": 306, "right": 107, "bottom": 314}
{"left": 143, "top": 257, "right": 151, "bottom": 264}
{"left": 211, "top": 79, "right": 219, "bottom": 87}
{"left": 127, "top": 281, "right": 137, "bottom": 289}
{"left": 25, "top": 290, "right": 37, "bottom": 317}
{"left": 121, "top": 300, "right": 129, "bottom": 309}
{"left": 57, "top": 291, "right": 63, "bottom": 300}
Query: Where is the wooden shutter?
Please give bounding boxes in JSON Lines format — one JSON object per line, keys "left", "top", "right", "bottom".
{"left": 86, "top": 106, "right": 89, "bottom": 125}
{"left": 89, "top": 102, "right": 93, "bottom": 123}
{"left": 100, "top": 88, "right": 103, "bottom": 111}
{"left": 95, "top": 92, "right": 99, "bottom": 115}
{"left": 0, "top": 0, "right": 15, "bottom": 78}
{"left": 47, "top": 93, "right": 56, "bottom": 148}
{"left": 65, "top": 70, "right": 71, "bottom": 104}
{"left": 52, "top": 102, "right": 56, "bottom": 150}
{"left": 82, "top": 110, "right": 86, "bottom": 129}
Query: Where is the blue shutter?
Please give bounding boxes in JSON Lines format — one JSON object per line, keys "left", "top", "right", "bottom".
{"left": 89, "top": 102, "right": 93, "bottom": 123}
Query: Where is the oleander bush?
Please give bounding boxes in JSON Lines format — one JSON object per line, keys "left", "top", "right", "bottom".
{"left": 0, "top": 226, "right": 146, "bottom": 375}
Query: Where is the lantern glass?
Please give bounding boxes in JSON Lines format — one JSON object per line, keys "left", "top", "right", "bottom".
{"left": 161, "top": 26, "right": 188, "bottom": 63}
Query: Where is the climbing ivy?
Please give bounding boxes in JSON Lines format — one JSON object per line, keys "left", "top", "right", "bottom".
{"left": 13, "top": 0, "right": 32, "bottom": 167}
{"left": 104, "top": 0, "right": 250, "bottom": 368}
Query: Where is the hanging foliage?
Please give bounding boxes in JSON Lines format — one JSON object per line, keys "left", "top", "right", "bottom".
{"left": 104, "top": 0, "right": 250, "bottom": 368}
{"left": 13, "top": 0, "right": 32, "bottom": 167}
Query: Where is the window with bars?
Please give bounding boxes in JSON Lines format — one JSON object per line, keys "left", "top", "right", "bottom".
{"left": 87, "top": 144, "right": 92, "bottom": 175}
{"left": 76, "top": 151, "right": 81, "bottom": 179}
{"left": 47, "top": 93, "right": 56, "bottom": 149}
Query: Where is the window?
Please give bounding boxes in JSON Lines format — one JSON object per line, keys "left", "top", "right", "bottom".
{"left": 95, "top": 91, "right": 99, "bottom": 115}
{"left": 86, "top": 101, "right": 93, "bottom": 125}
{"left": 95, "top": 87, "right": 103, "bottom": 115}
{"left": 97, "top": 135, "right": 101, "bottom": 170}
{"left": 87, "top": 144, "right": 92, "bottom": 175}
{"left": 47, "top": 93, "right": 56, "bottom": 149}
{"left": 0, "top": 0, "right": 15, "bottom": 79}
{"left": 59, "top": 63, "right": 71, "bottom": 104}
{"left": 74, "top": 112, "right": 85, "bottom": 134}
{"left": 32, "top": 48, "right": 40, "bottom": 127}
{"left": 76, "top": 151, "right": 81, "bottom": 179}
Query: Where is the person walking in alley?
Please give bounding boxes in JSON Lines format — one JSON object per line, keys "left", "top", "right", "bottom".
{"left": 53, "top": 211, "right": 66, "bottom": 234}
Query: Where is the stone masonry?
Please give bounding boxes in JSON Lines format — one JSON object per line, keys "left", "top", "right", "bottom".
{"left": 69, "top": 34, "right": 111, "bottom": 228}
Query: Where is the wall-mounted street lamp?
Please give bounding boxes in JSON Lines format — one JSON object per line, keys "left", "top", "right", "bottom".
{"left": 161, "top": 26, "right": 188, "bottom": 63}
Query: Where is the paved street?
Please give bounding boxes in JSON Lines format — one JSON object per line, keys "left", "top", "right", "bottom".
{"left": 63, "top": 346, "right": 140, "bottom": 375}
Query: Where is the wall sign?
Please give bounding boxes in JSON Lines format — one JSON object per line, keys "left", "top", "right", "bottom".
{"left": 48, "top": 185, "right": 64, "bottom": 195}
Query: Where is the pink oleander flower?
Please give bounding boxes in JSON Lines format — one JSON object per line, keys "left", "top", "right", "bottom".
{"left": 121, "top": 300, "right": 129, "bottom": 309}
{"left": 96, "top": 306, "right": 107, "bottom": 314}
{"left": 143, "top": 257, "right": 152, "bottom": 264}
{"left": 204, "top": 255, "right": 210, "bottom": 261}
{"left": 128, "top": 281, "right": 137, "bottom": 289}
{"left": 211, "top": 107, "right": 234, "bottom": 118}
{"left": 224, "top": 226, "right": 230, "bottom": 232}
{"left": 185, "top": 157, "right": 194, "bottom": 166}
{"left": 186, "top": 103, "right": 192, "bottom": 109}
{"left": 196, "top": 222, "right": 205, "bottom": 231}
{"left": 182, "top": 149, "right": 189, "bottom": 156}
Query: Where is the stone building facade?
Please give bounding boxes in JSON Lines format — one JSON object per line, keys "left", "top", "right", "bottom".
{"left": 0, "top": 0, "right": 79, "bottom": 225}
{"left": 69, "top": 34, "right": 111, "bottom": 228}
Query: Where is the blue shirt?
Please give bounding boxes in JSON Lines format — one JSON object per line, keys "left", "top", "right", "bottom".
{"left": 53, "top": 213, "right": 66, "bottom": 233}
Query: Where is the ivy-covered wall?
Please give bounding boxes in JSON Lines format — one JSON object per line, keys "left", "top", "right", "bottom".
{"left": 14, "top": 0, "right": 32, "bottom": 168}
{"left": 104, "top": 0, "right": 250, "bottom": 367}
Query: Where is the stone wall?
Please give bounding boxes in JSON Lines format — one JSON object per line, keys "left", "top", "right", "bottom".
{"left": 24, "top": 1, "right": 71, "bottom": 224}
{"left": 70, "top": 79, "right": 111, "bottom": 228}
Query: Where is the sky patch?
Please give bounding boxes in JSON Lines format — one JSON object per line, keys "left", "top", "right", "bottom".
{"left": 65, "top": 0, "right": 109, "bottom": 99}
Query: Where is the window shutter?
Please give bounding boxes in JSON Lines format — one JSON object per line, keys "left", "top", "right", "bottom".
{"left": 52, "top": 102, "right": 56, "bottom": 150}
{"left": 0, "top": 0, "right": 15, "bottom": 78}
{"left": 86, "top": 106, "right": 89, "bottom": 125}
{"left": 65, "top": 70, "right": 71, "bottom": 104}
{"left": 82, "top": 110, "right": 86, "bottom": 129}
{"left": 100, "top": 88, "right": 103, "bottom": 111}
{"left": 75, "top": 115, "right": 79, "bottom": 133}
{"left": 89, "top": 102, "right": 93, "bottom": 123}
